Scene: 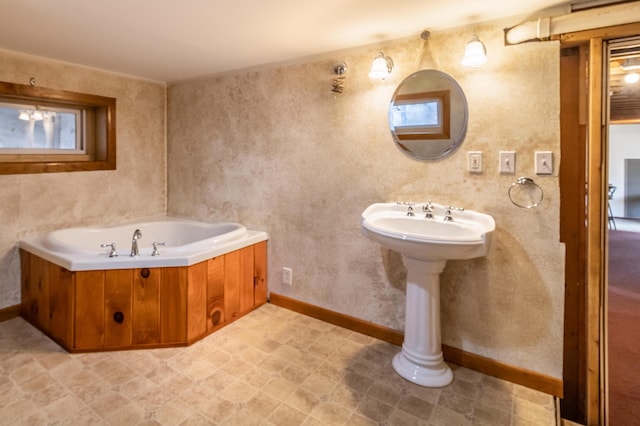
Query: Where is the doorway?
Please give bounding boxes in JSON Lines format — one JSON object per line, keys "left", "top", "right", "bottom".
{"left": 559, "top": 26, "right": 640, "bottom": 425}
{"left": 606, "top": 36, "right": 640, "bottom": 426}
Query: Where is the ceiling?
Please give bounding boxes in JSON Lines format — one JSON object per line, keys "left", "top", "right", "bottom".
{"left": 610, "top": 44, "right": 640, "bottom": 122}
{"left": 0, "top": 0, "right": 587, "bottom": 83}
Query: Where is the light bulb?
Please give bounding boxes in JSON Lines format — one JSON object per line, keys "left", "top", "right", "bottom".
{"left": 461, "top": 35, "right": 487, "bottom": 68}
{"left": 625, "top": 72, "right": 639, "bottom": 84}
{"left": 369, "top": 52, "right": 393, "bottom": 79}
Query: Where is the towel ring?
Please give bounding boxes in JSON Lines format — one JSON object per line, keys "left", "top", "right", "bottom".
{"left": 508, "top": 177, "right": 543, "bottom": 209}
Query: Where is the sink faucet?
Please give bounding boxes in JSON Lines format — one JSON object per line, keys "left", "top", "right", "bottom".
{"left": 130, "top": 229, "right": 142, "bottom": 257}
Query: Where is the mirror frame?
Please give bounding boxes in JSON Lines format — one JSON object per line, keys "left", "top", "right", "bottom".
{"left": 0, "top": 81, "right": 116, "bottom": 174}
{"left": 389, "top": 70, "right": 468, "bottom": 161}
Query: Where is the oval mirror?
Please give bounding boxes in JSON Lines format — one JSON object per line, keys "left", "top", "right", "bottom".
{"left": 389, "top": 70, "right": 468, "bottom": 160}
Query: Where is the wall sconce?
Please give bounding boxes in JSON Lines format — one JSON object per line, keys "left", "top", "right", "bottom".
{"left": 369, "top": 51, "right": 394, "bottom": 79}
{"left": 461, "top": 35, "right": 487, "bottom": 68}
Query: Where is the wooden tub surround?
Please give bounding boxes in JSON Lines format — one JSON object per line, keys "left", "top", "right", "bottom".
{"left": 20, "top": 241, "right": 267, "bottom": 352}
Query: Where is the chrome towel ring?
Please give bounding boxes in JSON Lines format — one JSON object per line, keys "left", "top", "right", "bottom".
{"left": 508, "top": 177, "right": 543, "bottom": 209}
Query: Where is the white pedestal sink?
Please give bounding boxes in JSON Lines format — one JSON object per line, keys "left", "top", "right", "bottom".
{"left": 361, "top": 202, "right": 495, "bottom": 387}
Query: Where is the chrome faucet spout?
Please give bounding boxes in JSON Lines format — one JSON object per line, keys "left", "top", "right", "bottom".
{"left": 130, "top": 229, "right": 142, "bottom": 257}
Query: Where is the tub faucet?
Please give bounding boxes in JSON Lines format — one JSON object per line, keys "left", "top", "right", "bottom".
{"left": 130, "top": 229, "right": 142, "bottom": 257}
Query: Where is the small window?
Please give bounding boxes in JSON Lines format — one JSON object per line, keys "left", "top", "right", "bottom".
{"left": 0, "top": 81, "right": 116, "bottom": 174}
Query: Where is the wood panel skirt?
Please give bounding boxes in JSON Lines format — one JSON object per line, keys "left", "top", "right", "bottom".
{"left": 20, "top": 241, "right": 267, "bottom": 352}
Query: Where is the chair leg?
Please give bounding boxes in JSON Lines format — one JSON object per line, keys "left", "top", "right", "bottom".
{"left": 608, "top": 202, "right": 616, "bottom": 230}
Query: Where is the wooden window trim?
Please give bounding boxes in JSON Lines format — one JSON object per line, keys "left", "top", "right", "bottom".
{"left": 0, "top": 81, "right": 116, "bottom": 174}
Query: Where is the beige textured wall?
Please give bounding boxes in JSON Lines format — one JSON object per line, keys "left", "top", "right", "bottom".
{"left": 0, "top": 50, "right": 167, "bottom": 308}
{"left": 168, "top": 21, "right": 565, "bottom": 378}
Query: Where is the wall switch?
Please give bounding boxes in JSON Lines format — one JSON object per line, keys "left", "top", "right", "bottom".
{"left": 535, "top": 151, "right": 553, "bottom": 175}
{"left": 468, "top": 151, "right": 483, "bottom": 173}
{"left": 282, "top": 267, "right": 292, "bottom": 286}
{"left": 499, "top": 151, "right": 516, "bottom": 174}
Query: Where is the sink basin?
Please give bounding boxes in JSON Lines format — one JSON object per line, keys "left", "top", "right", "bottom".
{"left": 361, "top": 202, "right": 495, "bottom": 387}
{"left": 361, "top": 202, "right": 495, "bottom": 261}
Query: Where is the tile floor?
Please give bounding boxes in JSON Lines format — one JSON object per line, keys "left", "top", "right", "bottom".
{"left": 0, "top": 303, "right": 557, "bottom": 425}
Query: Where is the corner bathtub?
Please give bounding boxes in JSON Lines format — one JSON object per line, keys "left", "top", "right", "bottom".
{"left": 19, "top": 217, "right": 268, "bottom": 271}
{"left": 19, "top": 217, "right": 269, "bottom": 352}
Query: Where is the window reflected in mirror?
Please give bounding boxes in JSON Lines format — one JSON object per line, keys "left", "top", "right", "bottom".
{"left": 390, "top": 90, "right": 450, "bottom": 140}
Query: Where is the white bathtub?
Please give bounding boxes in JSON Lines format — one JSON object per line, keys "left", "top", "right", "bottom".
{"left": 19, "top": 217, "right": 268, "bottom": 271}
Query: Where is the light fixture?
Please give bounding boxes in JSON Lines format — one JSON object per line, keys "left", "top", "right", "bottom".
{"left": 17, "top": 109, "right": 49, "bottom": 121}
{"left": 369, "top": 51, "right": 394, "bottom": 80}
{"left": 625, "top": 72, "right": 640, "bottom": 84}
{"left": 461, "top": 35, "right": 487, "bottom": 68}
{"left": 332, "top": 62, "right": 347, "bottom": 93}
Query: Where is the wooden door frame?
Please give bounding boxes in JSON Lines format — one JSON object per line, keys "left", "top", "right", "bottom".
{"left": 559, "top": 22, "right": 640, "bottom": 425}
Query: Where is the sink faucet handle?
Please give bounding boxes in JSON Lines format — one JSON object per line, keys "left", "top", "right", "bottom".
{"left": 100, "top": 243, "right": 118, "bottom": 257}
{"left": 443, "top": 206, "right": 465, "bottom": 221}
{"left": 151, "top": 241, "right": 165, "bottom": 256}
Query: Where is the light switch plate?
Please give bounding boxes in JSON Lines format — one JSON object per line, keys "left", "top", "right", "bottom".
{"left": 499, "top": 151, "right": 516, "bottom": 174}
{"left": 468, "top": 151, "right": 483, "bottom": 173}
{"left": 535, "top": 151, "right": 553, "bottom": 175}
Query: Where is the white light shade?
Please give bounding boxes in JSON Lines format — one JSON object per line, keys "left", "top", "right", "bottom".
{"left": 18, "top": 111, "right": 30, "bottom": 121}
{"left": 625, "top": 72, "right": 640, "bottom": 84}
{"left": 369, "top": 52, "right": 393, "bottom": 79}
{"left": 461, "top": 35, "right": 487, "bottom": 68}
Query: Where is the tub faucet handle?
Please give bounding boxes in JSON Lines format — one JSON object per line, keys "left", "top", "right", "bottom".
{"left": 100, "top": 243, "right": 118, "bottom": 257}
{"left": 151, "top": 242, "right": 165, "bottom": 256}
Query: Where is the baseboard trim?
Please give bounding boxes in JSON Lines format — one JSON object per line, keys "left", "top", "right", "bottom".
{"left": 269, "top": 293, "right": 563, "bottom": 398}
{"left": 0, "top": 304, "right": 21, "bottom": 322}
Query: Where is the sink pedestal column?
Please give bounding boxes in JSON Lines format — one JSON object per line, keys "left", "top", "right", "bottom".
{"left": 392, "top": 257, "right": 453, "bottom": 387}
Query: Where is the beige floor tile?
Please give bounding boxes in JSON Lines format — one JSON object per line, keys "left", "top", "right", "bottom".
{"left": 244, "top": 391, "right": 281, "bottom": 417}
{"left": 396, "top": 394, "right": 434, "bottom": 421}
{"left": 355, "top": 396, "right": 395, "bottom": 423}
{"left": 265, "top": 403, "right": 308, "bottom": 425}
{"left": 219, "top": 379, "right": 258, "bottom": 403}
{"left": 40, "top": 394, "right": 83, "bottom": 422}
{"left": 473, "top": 405, "right": 512, "bottom": 426}
{"left": 262, "top": 375, "right": 298, "bottom": 401}
{"left": 309, "top": 401, "right": 352, "bottom": 424}
{"left": 429, "top": 404, "right": 474, "bottom": 426}
{"left": 0, "top": 304, "right": 558, "bottom": 426}
{"left": 286, "top": 386, "right": 321, "bottom": 414}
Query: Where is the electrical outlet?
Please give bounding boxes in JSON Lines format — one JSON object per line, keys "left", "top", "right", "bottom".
{"left": 468, "top": 151, "right": 483, "bottom": 173}
{"left": 535, "top": 151, "right": 553, "bottom": 175}
{"left": 282, "top": 267, "right": 292, "bottom": 286}
{"left": 499, "top": 151, "right": 516, "bottom": 174}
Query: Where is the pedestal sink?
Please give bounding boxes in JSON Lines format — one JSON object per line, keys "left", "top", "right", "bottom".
{"left": 361, "top": 202, "right": 495, "bottom": 387}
